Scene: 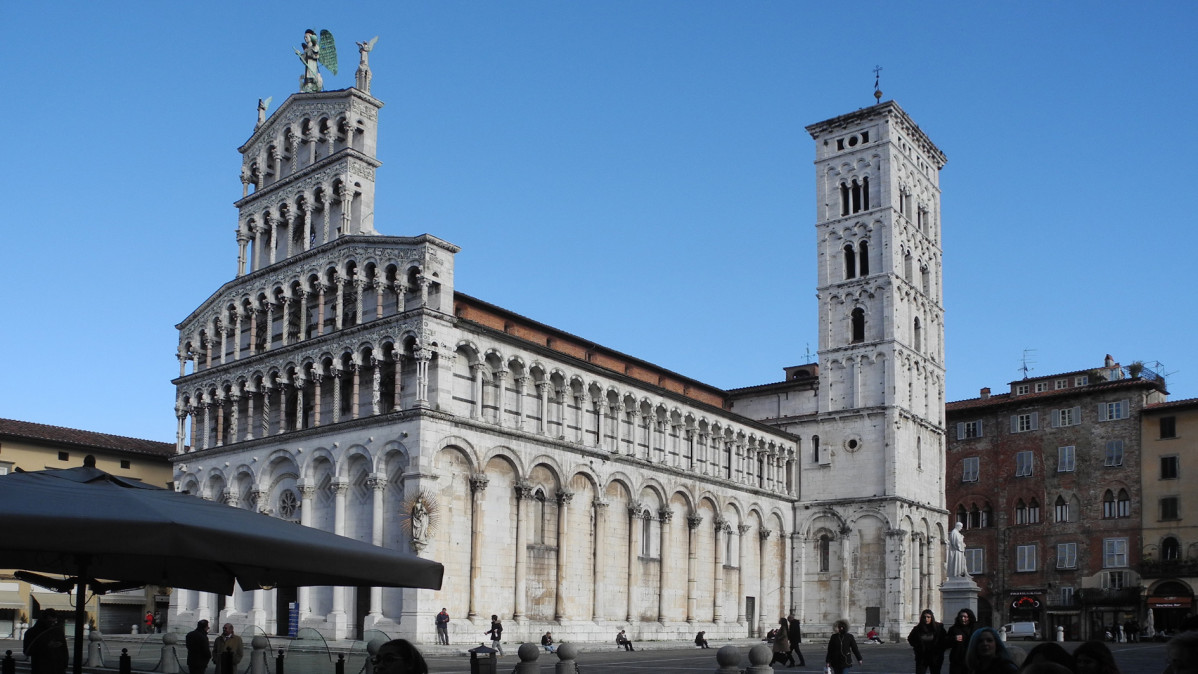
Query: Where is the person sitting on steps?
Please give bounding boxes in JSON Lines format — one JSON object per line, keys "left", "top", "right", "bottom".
{"left": 616, "top": 629, "right": 634, "bottom": 651}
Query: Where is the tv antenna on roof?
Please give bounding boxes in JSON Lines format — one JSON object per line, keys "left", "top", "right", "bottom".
{"left": 1019, "top": 349, "right": 1037, "bottom": 380}
{"left": 804, "top": 343, "right": 815, "bottom": 364}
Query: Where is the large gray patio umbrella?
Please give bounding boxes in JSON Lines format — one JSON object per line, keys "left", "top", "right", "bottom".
{"left": 0, "top": 459, "right": 443, "bottom": 674}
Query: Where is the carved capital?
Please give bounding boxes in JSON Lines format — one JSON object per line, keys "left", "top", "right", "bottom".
{"left": 514, "top": 479, "right": 534, "bottom": 501}
{"left": 737, "top": 524, "right": 751, "bottom": 535}
{"left": 658, "top": 507, "right": 673, "bottom": 523}
{"left": 713, "top": 516, "right": 728, "bottom": 532}
{"left": 366, "top": 475, "right": 387, "bottom": 492}
{"left": 298, "top": 485, "right": 317, "bottom": 499}
{"left": 557, "top": 490, "right": 575, "bottom": 506}
{"left": 687, "top": 514, "right": 703, "bottom": 530}
{"left": 593, "top": 499, "right": 609, "bottom": 510}
{"left": 759, "top": 528, "right": 772, "bottom": 541}
{"left": 628, "top": 501, "right": 644, "bottom": 518}
{"left": 469, "top": 473, "right": 489, "bottom": 493}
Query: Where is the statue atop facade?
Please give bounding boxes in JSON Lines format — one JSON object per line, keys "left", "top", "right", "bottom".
{"left": 355, "top": 36, "right": 378, "bottom": 94}
{"left": 296, "top": 29, "right": 339, "bottom": 92}
{"left": 946, "top": 521, "right": 968, "bottom": 578}
{"left": 255, "top": 97, "right": 272, "bottom": 129}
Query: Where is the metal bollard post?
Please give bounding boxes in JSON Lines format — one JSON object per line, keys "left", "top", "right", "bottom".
{"left": 335, "top": 653, "right": 345, "bottom": 674}
{"left": 120, "top": 648, "right": 133, "bottom": 674}
{"left": 513, "top": 643, "right": 540, "bottom": 674}
{"left": 3, "top": 650, "right": 16, "bottom": 674}
{"left": 713, "top": 645, "right": 741, "bottom": 674}
{"left": 554, "top": 643, "right": 578, "bottom": 674}
{"left": 275, "top": 649, "right": 285, "bottom": 674}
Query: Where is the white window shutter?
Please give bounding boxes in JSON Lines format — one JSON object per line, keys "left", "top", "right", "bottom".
{"left": 1031, "top": 411, "right": 1039, "bottom": 430}
{"left": 1072, "top": 406, "right": 1081, "bottom": 424}
{"left": 1011, "top": 415, "right": 1018, "bottom": 433}
{"left": 978, "top": 421, "right": 984, "bottom": 438}
{"left": 1051, "top": 410, "right": 1060, "bottom": 428}
{"left": 1120, "top": 399, "right": 1129, "bottom": 419}
{"left": 1099, "top": 404, "right": 1109, "bottom": 422}
{"left": 957, "top": 422, "right": 965, "bottom": 440}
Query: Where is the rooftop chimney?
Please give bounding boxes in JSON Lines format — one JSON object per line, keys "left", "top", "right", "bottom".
{"left": 980, "top": 387, "right": 991, "bottom": 400}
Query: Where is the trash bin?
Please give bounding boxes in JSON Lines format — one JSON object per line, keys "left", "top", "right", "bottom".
{"left": 469, "top": 643, "right": 497, "bottom": 674}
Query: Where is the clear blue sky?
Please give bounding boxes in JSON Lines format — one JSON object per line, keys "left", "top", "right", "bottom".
{"left": 2, "top": 2, "right": 1195, "bottom": 443}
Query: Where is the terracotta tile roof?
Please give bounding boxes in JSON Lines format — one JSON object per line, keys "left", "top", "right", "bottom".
{"left": 1144, "top": 397, "right": 1198, "bottom": 413}
{"left": 947, "top": 378, "right": 1164, "bottom": 412}
{"left": 0, "top": 418, "right": 174, "bottom": 457}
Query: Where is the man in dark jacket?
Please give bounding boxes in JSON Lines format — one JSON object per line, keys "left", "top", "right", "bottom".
{"left": 186, "top": 620, "right": 211, "bottom": 674}
{"left": 944, "top": 608, "right": 976, "bottom": 674}
{"left": 787, "top": 613, "right": 806, "bottom": 667}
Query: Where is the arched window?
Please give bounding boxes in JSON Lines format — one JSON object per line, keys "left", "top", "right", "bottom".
{"left": 1055, "top": 496, "right": 1070, "bottom": 523}
{"left": 1015, "top": 499, "right": 1027, "bottom": 525}
{"left": 1103, "top": 490, "right": 1116, "bottom": 518}
{"left": 858, "top": 241, "right": 869, "bottom": 275}
{"left": 840, "top": 183, "right": 851, "bottom": 216}
{"left": 983, "top": 504, "right": 992, "bottom": 527}
{"left": 844, "top": 244, "right": 857, "bottom": 279}
{"left": 813, "top": 435, "right": 821, "bottom": 463}
{"left": 1029, "top": 499, "right": 1040, "bottom": 524}
{"left": 957, "top": 506, "right": 968, "bottom": 527}
{"left": 970, "top": 504, "right": 984, "bottom": 529}
{"left": 904, "top": 251, "right": 913, "bottom": 282}
{"left": 851, "top": 308, "right": 865, "bottom": 343}
{"left": 726, "top": 526, "right": 736, "bottom": 565}
{"left": 913, "top": 317, "right": 922, "bottom": 351}
{"left": 1162, "top": 537, "right": 1182, "bottom": 561}
{"left": 921, "top": 264, "right": 931, "bottom": 295}
{"left": 1117, "top": 489, "right": 1130, "bottom": 518}
{"left": 818, "top": 535, "right": 831, "bottom": 572}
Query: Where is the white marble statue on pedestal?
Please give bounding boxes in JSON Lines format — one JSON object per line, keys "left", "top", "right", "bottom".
{"left": 947, "top": 521, "right": 968, "bottom": 578}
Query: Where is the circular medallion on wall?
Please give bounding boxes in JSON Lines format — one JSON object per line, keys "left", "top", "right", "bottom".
{"left": 843, "top": 435, "right": 863, "bottom": 453}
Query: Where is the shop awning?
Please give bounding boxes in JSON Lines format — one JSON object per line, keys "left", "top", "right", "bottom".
{"left": 0, "top": 590, "right": 25, "bottom": 609}
{"left": 98, "top": 590, "right": 148, "bottom": 605}
{"left": 31, "top": 591, "right": 79, "bottom": 612}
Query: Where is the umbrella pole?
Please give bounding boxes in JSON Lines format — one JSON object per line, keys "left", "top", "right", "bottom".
{"left": 73, "top": 556, "right": 89, "bottom": 674}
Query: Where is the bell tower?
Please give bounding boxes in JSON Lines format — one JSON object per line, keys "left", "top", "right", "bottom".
{"left": 805, "top": 100, "right": 947, "bottom": 501}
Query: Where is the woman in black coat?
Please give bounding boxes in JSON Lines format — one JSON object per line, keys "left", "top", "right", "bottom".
{"left": 943, "top": 608, "right": 976, "bottom": 674}
{"left": 825, "top": 620, "right": 863, "bottom": 674}
{"left": 906, "top": 609, "right": 946, "bottom": 674}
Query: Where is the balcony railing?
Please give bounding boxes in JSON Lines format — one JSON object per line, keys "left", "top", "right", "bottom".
{"left": 1141, "top": 558, "right": 1198, "bottom": 577}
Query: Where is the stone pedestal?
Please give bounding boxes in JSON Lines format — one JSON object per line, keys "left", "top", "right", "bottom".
{"left": 940, "top": 577, "right": 980, "bottom": 622}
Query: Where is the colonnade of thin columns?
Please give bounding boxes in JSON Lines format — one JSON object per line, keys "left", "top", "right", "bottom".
{"left": 177, "top": 351, "right": 433, "bottom": 454}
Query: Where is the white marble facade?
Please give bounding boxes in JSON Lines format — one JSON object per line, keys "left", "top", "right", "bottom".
{"left": 170, "top": 82, "right": 948, "bottom": 643}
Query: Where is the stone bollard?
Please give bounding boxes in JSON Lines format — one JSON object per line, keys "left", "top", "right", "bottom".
{"left": 744, "top": 644, "right": 773, "bottom": 674}
{"left": 554, "top": 643, "right": 578, "bottom": 674}
{"left": 158, "top": 632, "right": 179, "bottom": 673}
{"left": 514, "top": 643, "right": 540, "bottom": 674}
{"left": 250, "top": 636, "right": 269, "bottom": 674}
{"left": 714, "top": 645, "right": 741, "bottom": 674}
{"left": 1056, "top": 626, "right": 1065, "bottom": 643}
{"left": 998, "top": 628, "right": 1007, "bottom": 642}
{"left": 87, "top": 629, "right": 106, "bottom": 667}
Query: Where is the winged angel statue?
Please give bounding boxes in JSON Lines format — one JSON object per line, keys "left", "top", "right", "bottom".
{"left": 297, "top": 29, "right": 338, "bottom": 92}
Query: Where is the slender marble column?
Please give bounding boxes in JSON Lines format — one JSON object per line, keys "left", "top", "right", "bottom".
{"left": 494, "top": 370, "right": 508, "bottom": 427}
{"left": 311, "top": 374, "right": 323, "bottom": 427}
{"left": 758, "top": 528, "right": 771, "bottom": 634}
{"left": 686, "top": 514, "right": 702, "bottom": 622}
{"left": 592, "top": 499, "right": 608, "bottom": 621}
{"left": 736, "top": 525, "right": 749, "bottom": 623}
{"left": 626, "top": 503, "right": 642, "bottom": 622}
{"left": 467, "top": 474, "right": 489, "bottom": 619}
{"left": 470, "top": 364, "right": 484, "bottom": 419}
{"left": 370, "top": 357, "right": 380, "bottom": 415}
{"left": 657, "top": 507, "right": 672, "bottom": 622}
{"left": 297, "top": 483, "right": 316, "bottom": 617}
{"left": 553, "top": 491, "right": 575, "bottom": 621}
{"left": 513, "top": 481, "right": 532, "bottom": 622}
{"left": 367, "top": 475, "right": 386, "bottom": 619}
{"left": 331, "top": 479, "right": 350, "bottom": 621}
{"left": 713, "top": 518, "right": 727, "bottom": 622}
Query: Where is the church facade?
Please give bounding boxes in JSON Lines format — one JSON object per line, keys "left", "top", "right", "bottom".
{"left": 169, "top": 61, "right": 949, "bottom": 644}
